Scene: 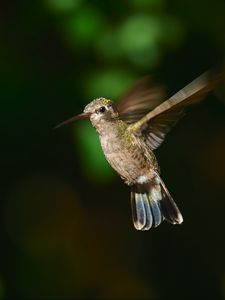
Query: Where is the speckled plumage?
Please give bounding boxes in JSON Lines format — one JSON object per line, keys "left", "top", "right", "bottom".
{"left": 84, "top": 98, "right": 159, "bottom": 183}
{"left": 97, "top": 118, "right": 159, "bottom": 183}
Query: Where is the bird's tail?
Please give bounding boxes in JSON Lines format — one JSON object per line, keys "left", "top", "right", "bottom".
{"left": 130, "top": 174, "right": 183, "bottom": 230}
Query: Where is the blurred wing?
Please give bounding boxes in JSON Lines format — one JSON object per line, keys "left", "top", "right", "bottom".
{"left": 129, "top": 69, "right": 223, "bottom": 150}
{"left": 116, "top": 76, "right": 166, "bottom": 124}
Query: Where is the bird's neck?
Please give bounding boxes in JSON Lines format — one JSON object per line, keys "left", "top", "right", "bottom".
{"left": 93, "top": 119, "right": 127, "bottom": 137}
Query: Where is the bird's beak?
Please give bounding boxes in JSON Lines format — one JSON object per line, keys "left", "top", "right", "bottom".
{"left": 54, "top": 113, "right": 92, "bottom": 129}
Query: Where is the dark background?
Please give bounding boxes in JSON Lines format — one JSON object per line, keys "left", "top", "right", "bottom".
{"left": 1, "top": 0, "right": 225, "bottom": 299}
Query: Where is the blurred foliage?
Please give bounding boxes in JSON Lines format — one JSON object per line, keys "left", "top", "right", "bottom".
{"left": 1, "top": 0, "right": 225, "bottom": 299}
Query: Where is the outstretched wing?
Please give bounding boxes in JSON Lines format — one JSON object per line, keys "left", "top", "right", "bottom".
{"left": 128, "top": 69, "right": 223, "bottom": 150}
{"left": 116, "top": 76, "right": 166, "bottom": 124}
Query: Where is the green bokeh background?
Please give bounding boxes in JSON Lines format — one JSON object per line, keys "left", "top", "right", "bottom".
{"left": 1, "top": 0, "right": 225, "bottom": 299}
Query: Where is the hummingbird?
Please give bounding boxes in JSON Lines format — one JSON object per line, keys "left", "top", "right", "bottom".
{"left": 55, "top": 70, "right": 222, "bottom": 230}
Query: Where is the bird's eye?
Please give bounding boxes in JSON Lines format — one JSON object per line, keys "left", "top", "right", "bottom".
{"left": 99, "top": 106, "right": 106, "bottom": 113}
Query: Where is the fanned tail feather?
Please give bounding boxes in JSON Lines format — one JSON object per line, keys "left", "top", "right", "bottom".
{"left": 131, "top": 174, "right": 183, "bottom": 231}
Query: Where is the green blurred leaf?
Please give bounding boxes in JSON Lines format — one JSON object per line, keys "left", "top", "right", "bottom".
{"left": 45, "top": 0, "right": 82, "bottom": 13}
{"left": 160, "top": 15, "right": 186, "bottom": 49}
{"left": 96, "top": 28, "right": 123, "bottom": 59}
{"left": 127, "top": 43, "right": 160, "bottom": 69}
{"left": 85, "top": 69, "right": 136, "bottom": 100}
{"left": 130, "top": 0, "right": 165, "bottom": 10}
{"left": 118, "top": 14, "right": 162, "bottom": 67}
{"left": 64, "top": 6, "right": 105, "bottom": 45}
{"left": 119, "top": 15, "right": 159, "bottom": 52}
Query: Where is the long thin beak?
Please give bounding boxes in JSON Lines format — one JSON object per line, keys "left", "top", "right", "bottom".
{"left": 54, "top": 113, "right": 91, "bottom": 129}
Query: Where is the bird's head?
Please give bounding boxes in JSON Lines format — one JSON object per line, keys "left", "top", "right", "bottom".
{"left": 54, "top": 98, "right": 119, "bottom": 130}
{"left": 84, "top": 98, "right": 118, "bottom": 125}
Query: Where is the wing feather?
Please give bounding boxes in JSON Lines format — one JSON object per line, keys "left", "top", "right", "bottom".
{"left": 117, "top": 76, "right": 166, "bottom": 124}
{"left": 129, "top": 69, "right": 223, "bottom": 150}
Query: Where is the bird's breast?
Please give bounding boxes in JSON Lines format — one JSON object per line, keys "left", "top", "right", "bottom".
{"left": 99, "top": 130, "right": 157, "bottom": 183}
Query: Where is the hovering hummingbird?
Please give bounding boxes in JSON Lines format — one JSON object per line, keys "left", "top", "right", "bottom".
{"left": 56, "top": 70, "right": 222, "bottom": 230}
